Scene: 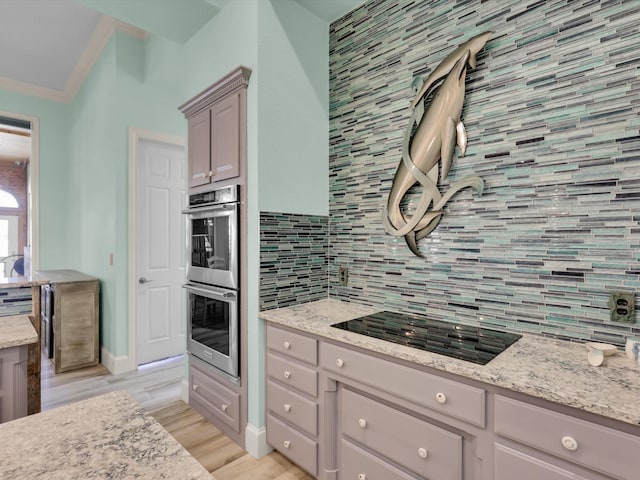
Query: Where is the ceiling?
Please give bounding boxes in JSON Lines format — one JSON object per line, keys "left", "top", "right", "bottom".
{"left": 0, "top": 0, "right": 364, "bottom": 165}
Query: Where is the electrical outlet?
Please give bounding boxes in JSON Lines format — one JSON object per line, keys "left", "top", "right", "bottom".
{"left": 608, "top": 291, "right": 635, "bottom": 323}
{"left": 338, "top": 266, "right": 349, "bottom": 286}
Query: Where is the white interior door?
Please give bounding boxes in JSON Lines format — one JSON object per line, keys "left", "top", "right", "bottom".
{"left": 137, "top": 138, "right": 186, "bottom": 365}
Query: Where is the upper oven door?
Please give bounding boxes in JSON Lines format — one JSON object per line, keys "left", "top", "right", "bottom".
{"left": 186, "top": 202, "right": 239, "bottom": 289}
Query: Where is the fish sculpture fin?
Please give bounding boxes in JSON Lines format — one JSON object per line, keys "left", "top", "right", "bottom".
{"left": 440, "top": 117, "right": 457, "bottom": 181}
{"left": 456, "top": 121, "right": 467, "bottom": 157}
{"left": 404, "top": 231, "right": 423, "bottom": 257}
{"left": 468, "top": 54, "right": 477, "bottom": 69}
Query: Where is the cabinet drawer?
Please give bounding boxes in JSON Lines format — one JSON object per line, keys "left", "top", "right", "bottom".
{"left": 322, "top": 342, "right": 485, "bottom": 427}
{"left": 189, "top": 364, "right": 240, "bottom": 434}
{"left": 341, "top": 439, "right": 420, "bottom": 480}
{"left": 267, "top": 380, "right": 318, "bottom": 437}
{"left": 494, "top": 443, "right": 594, "bottom": 480}
{"left": 267, "top": 414, "right": 317, "bottom": 477}
{"left": 494, "top": 395, "right": 640, "bottom": 480}
{"left": 267, "top": 325, "right": 317, "bottom": 365}
{"left": 341, "top": 388, "right": 462, "bottom": 480}
{"left": 267, "top": 353, "right": 317, "bottom": 397}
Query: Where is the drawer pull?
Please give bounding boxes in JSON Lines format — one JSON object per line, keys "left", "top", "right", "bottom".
{"left": 358, "top": 474, "right": 367, "bottom": 480}
{"left": 358, "top": 418, "right": 367, "bottom": 429}
{"left": 336, "top": 358, "right": 345, "bottom": 368}
{"left": 283, "top": 403, "right": 291, "bottom": 413}
{"left": 561, "top": 436, "right": 578, "bottom": 451}
{"left": 435, "top": 392, "right": 447, "bottom": 404}
{"left": 283, "top": 341, "right": 291, "bottom": 350}
{"left": 283, "top": 440, "right": 291, "bottom": 449}
{"left": 283, "top": 370, "right": 291, "bottom": 379}
{"left": 417, "top": 447, "right": 429, "bottom": 459}
{"left": 221, "top": 404, "right": 228, "bottom": 412}
{"left": 192, "top": 384, "right": 199, "bottom": 392}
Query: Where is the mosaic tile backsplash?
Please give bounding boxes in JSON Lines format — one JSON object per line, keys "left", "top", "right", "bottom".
{"left": 328, "top": 0, "right": 640, "bottom": 346}
{"left": 0, "top": 287, "right": 33, "bottom": 317}
{"left": 259, "top": 212, "right": 328, "bottom": 311}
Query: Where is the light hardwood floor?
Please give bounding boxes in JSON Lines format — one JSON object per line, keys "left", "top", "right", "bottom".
{"left": 150, "top": 401, "right": 314, "bottom": 479}
{"left": 41, "top": 355, "right": 313, "bottom": 479}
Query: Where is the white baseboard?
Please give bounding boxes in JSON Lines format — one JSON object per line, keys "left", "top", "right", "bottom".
{"left": 180, "top": 379, "right": 189, "bottom": 403}
{"left": 245, "top": 423, "right": 272, "bottom": 459}
{"left": 101, "top": 346, "right": 136, "bottom": 375}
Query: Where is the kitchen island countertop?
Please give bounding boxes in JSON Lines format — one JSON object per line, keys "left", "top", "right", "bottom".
{"left": 0, "top": 390, "right": 211, "bottom": 479}
{"left": 0, "top": 314, "right": 38, "bottom": 349}
{"left": 260, "top": 298, "right": 640, "bottom": 427}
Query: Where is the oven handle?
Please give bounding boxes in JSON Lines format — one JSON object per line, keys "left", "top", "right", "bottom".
{"left": 181, "top": 203, "right": 237, "bottom": 215}
{"left": 183, "top": 283, "right": 236, "bottom": 299}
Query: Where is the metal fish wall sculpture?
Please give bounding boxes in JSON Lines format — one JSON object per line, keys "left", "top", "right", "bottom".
{"left": 384, "top": 31, "right": 492, "bottom": 257}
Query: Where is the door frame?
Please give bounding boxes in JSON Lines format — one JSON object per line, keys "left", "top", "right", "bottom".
{"left": 127, "top": 127, "right": 185, "bottom": 372}
{"left": 0, "top": 110, "right": 39, "bottom": 273}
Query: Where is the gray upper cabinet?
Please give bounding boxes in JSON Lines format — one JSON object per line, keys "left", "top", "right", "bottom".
{"left": 180, "top": 67, "right": 251, "bottom": 190}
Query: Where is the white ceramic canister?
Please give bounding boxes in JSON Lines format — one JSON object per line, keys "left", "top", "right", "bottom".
{"left": 625, "top": 336, "right": 640, "bottom": 362}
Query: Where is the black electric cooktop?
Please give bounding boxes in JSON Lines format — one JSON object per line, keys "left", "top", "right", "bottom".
{"left": 331, "top": 311, "right": 522, "bottom": 365}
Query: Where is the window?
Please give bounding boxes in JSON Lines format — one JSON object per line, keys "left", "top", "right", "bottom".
{"left": 0, "top": 189, "right": 18, "bottom": 208}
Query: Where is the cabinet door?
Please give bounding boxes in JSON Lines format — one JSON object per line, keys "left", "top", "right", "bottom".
{"left": 188, "top": 109, "right": 211, "bottom": 188}
{"left": 210, "top": 93, "right": 240, "bottom": 182}
{"left": 55, "top": 281, "right": 99, "bottom": 373}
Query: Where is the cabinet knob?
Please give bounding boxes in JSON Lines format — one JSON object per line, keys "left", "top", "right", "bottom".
{"left": 336, "top": 358, "right": 344, "bottom": 368}
{"left": 284, "top": 403, "right": 291, "bottom": 413}
{"left": 221, "top": 404, "right": 228, "bottom": 412}
{"left": 417, "top": 447, "right": 428, "bottom": 459}
{"left": 435, "top": 392, "right": 447, "bottom": 404}
{"left": 283, "top": 370, "right": 291, "bottom": 379}
{"left": 358, "top": 418, "right": 367, "bottom": 429}
{"left": 283, "top": 341, "right": 291, "bottom": 350}
{"left": 358, "top": 474, "right": 367, "bottom": 480}
{"left": 208, "top": 170, "right": 215, "bottom": 177}
{"left": 283, "top": 440, "right": 291, "bottom": 449}
{"left": 192, "top": 384, "right": 198, "bottom": 392}
{"left": 561, "top": 436, "right": 578, "bottom": 451}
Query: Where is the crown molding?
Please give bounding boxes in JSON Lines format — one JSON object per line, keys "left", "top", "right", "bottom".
{"left": 0, "top": 15, "right": 148, "bottom": 104}
{"left": 179, "top": 66, "right": 252, "bottom": 118}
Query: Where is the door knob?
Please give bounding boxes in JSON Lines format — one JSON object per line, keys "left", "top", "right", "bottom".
{"left": 138, "top": 277, "right": 153, "bottom": 284}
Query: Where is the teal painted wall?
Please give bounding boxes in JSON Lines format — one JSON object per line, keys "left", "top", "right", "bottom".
{"left": 0, "top": 91, "right": 71, "bottom": 269}
{"left": 0, "top": 0, "right": 330, "bottom": 435}
{"left": 245, "top": 0, "right": 329, "bottom": 429}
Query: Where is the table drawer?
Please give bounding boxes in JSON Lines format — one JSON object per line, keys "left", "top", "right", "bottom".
{"left": 189, "top": 364, "right": 240, "bottom": 434}
{"left": 267, "top": 325, "right": 317, "bottom": 365}
{"left": 267, "top": 352, "right": 317, "bottom": 397}
{"left": 267, "top": 380, "right": 318, "bottom": 437}
{"left": 341, "top": 439, "right": 420, "bottom": 480}
{"left": 494, "top": 443, "right": 593, "bottom": 480}
{"left": 322, "top": 341, "right": 485, "bottom": 427}
{"left": 494, "top": 395, "right": 640, "bottom": 480}
{"left": 267, "top": 414, "right": 317, "bottom": 477}
{"left": 342, "top": 388, "right": 462, "bottom": 480}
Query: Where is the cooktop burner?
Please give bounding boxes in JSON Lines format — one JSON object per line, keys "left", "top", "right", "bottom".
{"left": 331, "top": 311, "right": 521, "bottom": 365}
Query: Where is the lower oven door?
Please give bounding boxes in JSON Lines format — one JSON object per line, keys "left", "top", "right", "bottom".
{"left": 184, "top": 283, "right": 239, "bottom": 379}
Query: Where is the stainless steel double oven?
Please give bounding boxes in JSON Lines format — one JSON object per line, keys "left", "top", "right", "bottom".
{"left": 183, "top": 185, "right": 240, "bottom": 379}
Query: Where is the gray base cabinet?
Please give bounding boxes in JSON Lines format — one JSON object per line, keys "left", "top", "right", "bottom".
{"left": 265, "top": 323, "right": 640, "bottom": 480}
{"left": 189, "top": 355, "right": 242, "bottom": 446}
{"left": 0, "top": 345, "right": 28, "bottom": 423}
{"left": 265, "top": 326, "right": 319, "bottom": 477}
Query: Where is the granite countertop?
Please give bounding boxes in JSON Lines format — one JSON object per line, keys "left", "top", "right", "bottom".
{"left": 0, "top": 391, "right": 211, "bottom": 479}
{"left": 0, "top": 314, "right": 38, "bottom": 349}
{"left": 260, "top": 299, "right": 640, "bottom": 427}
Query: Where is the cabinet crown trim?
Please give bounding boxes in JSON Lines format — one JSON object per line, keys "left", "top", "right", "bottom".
{"left": 179, "top": 66, "right": 251, "bottom": 118}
